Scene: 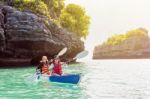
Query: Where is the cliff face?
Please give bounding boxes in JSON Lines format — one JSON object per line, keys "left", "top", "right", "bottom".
{"left": 93, "top": 30, "right": 150, "bottom": 59}
{"left": 0, "top": 5, "right": 84, "bottom": 66}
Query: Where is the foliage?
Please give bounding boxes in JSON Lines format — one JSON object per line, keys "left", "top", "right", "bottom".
{"left": 102, "top": 28, "right": 148, "bottom": 46}
{"left": 126, "top": 28, "right": 148, "bottom": 37}
{"left": 13, "top": 0, "right": 49, "bottom": 17}
{"left": 3, "top": 0, "right": 90, "bottom": 38}
{"left": 59, "top": 4, "right": 90, "bottom": 38}
{"left": 5, "top": 0, "right": 64, "bottom": 18}
{"left": 42, "top": 0, "right": 65, "bottom": 19}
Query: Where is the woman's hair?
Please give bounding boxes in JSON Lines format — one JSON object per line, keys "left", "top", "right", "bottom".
{"left": 40, "top": 56, "right": 48, "bottom": 63}
{"left": 42, "top": 56, "right": 48, "bottom": 60}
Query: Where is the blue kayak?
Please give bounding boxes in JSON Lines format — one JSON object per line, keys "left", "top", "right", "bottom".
{"left": 49, "top": 74, "right": 80, "bottom": 84}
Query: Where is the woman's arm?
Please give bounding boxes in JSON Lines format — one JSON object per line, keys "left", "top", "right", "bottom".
{"left": 36, "top": 63, "right": 42, "bottom": 71}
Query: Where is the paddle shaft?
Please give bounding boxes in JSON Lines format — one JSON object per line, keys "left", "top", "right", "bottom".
{"left": 65, "top": 50, "right": 88, "bottom": 63}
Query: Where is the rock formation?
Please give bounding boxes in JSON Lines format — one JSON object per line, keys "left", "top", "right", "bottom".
{"left": 0, "top": 5, "right": 84, "bottom": 67}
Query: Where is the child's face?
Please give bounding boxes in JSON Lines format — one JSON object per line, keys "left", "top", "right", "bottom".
{"left": 54, "top": 59, "right": 59, "bottom": 64}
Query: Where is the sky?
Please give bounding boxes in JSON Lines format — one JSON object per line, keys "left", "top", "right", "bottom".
{"left": 65, "top": 0, "right": 150, "bottom": 59}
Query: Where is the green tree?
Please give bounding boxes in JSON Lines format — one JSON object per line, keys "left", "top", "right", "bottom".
{"left": 13, "top": 0, "right": 49, "bottom": 17}
{"left": 42, "top": 0, "right": 65, "bottom": 19}
{"left": 3, "top": 0, "right": 64, "bottom": 19}
{"left": 102, "top": 28, "right": 148, "bottom": 46}
{"left": 59, "top": 4, "right": 90, "bottom": 38}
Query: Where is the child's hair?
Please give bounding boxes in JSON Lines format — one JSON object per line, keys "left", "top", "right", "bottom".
{"left": 53, "top": 57, "right": 60, "bottom": 64}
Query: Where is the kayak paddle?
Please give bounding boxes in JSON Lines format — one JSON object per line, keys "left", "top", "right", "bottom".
{"left": 56, "top": 47, "right": 67, "bottom": 58}
{"left": 65, "top": 50, "right": 89, "bottom": 63}
{"left": 73, "top": 50, "right": 88, "bottom": 60}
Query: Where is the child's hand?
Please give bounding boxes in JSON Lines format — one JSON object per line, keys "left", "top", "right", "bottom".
{"left": 62, "top": 62, "right": 68, "bottom": 67}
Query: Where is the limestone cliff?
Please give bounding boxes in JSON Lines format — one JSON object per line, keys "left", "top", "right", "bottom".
{"left": 0, "top": 5, "right": 84, "bottom": 66}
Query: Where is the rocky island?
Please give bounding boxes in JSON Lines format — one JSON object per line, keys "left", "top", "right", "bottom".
{"left": 0, "top": 0, "right": 90, "bottom": 67}
{"left": 93, "top": 28, "right": 150, "bottom": 59}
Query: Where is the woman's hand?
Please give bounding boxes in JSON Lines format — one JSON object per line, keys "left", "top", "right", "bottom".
{"left": 50, "top": 59, "right": 53, "bottom": 62}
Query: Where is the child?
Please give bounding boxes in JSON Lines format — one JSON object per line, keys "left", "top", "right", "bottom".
{"left": 51, "top": 57, "right": 63, "bottom": 75}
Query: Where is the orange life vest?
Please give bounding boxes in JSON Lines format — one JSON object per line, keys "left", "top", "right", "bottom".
{"left": 41, "top": 64, "right": 50, "bottom": 75}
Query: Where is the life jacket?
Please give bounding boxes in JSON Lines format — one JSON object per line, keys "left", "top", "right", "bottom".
{"left": 52, "top": 63, "right": 62, "bottom": 75}
{"left": 41, "top": 64, "right": 50, "bottom": 75}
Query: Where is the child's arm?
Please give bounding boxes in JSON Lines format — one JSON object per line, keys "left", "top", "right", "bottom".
{"left": 49, "top": 64, "right": 54, "bottom": 70}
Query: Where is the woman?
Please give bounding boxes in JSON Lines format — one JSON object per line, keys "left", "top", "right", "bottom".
{"left": 36, "top": 56, "right": 51, "bottom": 75}
{"left": 51, "top": 57, "right": 63, "bottom": 75}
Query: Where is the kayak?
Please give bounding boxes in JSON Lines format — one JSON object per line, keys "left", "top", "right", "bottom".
{"left": 35, "top": 73, "right": 81, "bottom": 84}
{"left": 49, "top": 74, "right": 80, "bottom": 84}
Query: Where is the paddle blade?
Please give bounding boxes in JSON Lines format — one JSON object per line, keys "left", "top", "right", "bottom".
{"left": 57, "top": 47, "right": 68, "bottom": 57}
{"left": 74, "top": 50, "right": 88, "bottom": 59}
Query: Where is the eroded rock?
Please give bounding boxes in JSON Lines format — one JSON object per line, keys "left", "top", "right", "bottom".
{"left": 0, "top": 5, "right": 84, "bottom": 66}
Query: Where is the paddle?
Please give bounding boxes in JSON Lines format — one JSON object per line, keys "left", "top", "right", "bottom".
{"left": 73, "top": 50, "right": 88, "bottom": 60}
{"left": 65, "top": 50, "right": 89, "bottom": 64}
{"left": 56, "top": 47, "right": 68, "bottom": 58}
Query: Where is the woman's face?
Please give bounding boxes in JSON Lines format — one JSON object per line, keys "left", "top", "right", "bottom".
{"left": 42, "top": 56, "right": 48, "bottom": 63}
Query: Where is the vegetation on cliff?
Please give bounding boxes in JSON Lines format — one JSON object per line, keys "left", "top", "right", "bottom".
{"left": 3, "top": 0, "right": 90, "bottom": 38}
{"left": 102, "top": 28, "right": 148, "bottom": 46}
{"left": 13, "top": 0, "right": 49, "bottom": 17}
{"left": 59, "top": 4, "right": 90, "bottom": 38}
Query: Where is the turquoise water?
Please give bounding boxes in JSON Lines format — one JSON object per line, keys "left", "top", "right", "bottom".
{"left": 1, "top": 59, "right": 150, "bottom": 99}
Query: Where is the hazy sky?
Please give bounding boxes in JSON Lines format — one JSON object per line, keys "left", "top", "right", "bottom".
{"left": 65, "top": 0, "right": 150, "bottom": 58}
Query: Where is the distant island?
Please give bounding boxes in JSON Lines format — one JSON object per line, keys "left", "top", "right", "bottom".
{"left": 93, "top": 28, "right": 150, "bottom": 59}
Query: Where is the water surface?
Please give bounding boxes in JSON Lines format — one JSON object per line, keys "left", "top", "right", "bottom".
{"left": 1, "top": 59, "right": 150, "bottom": 99}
